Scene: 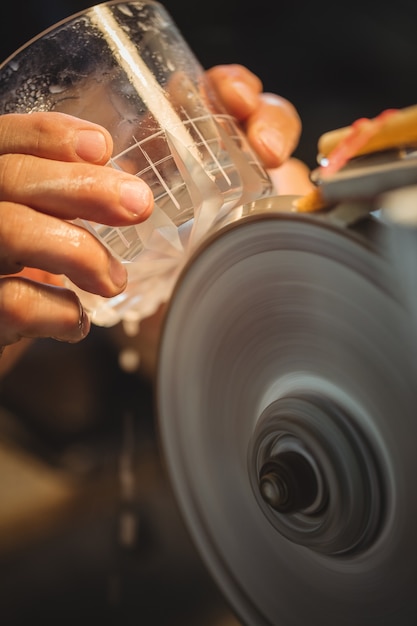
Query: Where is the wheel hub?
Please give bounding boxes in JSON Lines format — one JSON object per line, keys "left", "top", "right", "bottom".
{"left": 250, "top": 394, "right": 384, "bottom": 555}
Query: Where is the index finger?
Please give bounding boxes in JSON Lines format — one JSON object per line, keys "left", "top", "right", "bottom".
{"left": 0, "top": 111, "right": 113, "bottom": 164}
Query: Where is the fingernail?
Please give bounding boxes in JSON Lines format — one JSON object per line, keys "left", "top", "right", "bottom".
{"left": 78, "top": 307, "right": 91, "bottom": 338}
{"left": 257, "top": 128, "right": 285, "bottom": 163}
{"left": 120, "top": 180, "right": 153, "bottom": 218}
{"left": 76, "top": 130, "right": 108, "bottom": 163}
{"left": 109, "top": 255, "right": 128, "bottom": 289}
{"left": 231, "top": 81, "right": 259, "bottom": 110}
{"left": 65, "top": 305, "right": 91, "bottom": 343}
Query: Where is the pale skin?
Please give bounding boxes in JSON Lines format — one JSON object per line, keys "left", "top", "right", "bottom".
{"left": 0, "top": 64, "right": 313, "bottom": 376}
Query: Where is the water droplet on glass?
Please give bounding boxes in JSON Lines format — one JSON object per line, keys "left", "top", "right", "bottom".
{"left": 49, "top": 84, "right": 66, "bottom": 94}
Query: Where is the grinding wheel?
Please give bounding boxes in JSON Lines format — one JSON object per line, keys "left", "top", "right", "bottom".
{"left": 156, "top": 196, "right": 417, "bottom": 626}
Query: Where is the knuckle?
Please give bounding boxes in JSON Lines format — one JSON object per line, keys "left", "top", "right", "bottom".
{"left": 31, "top": 112, "right": 73, "bottom": 156}
{"left": 0, "top": 154, "right": 24, "bottom": 196}
{"left": 0, "top": 112, "right": 74, "bottom": 161}
{"left": 0, "top": 114, "right": 24, "bottom": 150}
{"left": 0, "top": 202, "right": 30, "bottom": 257}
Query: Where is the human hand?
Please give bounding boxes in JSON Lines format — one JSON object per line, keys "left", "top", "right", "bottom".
{"left": 206, "top": 64, "right": 302, "bottom": 169}
{"left": 0, "top": 64, "right": 311, "bottom": 377}
{"left": 207, "top": 64, "right": 314, "bottom": 197}
{"left": 0, "top": 111, "right": 153, "bottom": 357}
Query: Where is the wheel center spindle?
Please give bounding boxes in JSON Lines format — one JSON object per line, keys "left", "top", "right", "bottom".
{"left": 259, "top": 450, "right": 320, "bottom": 514}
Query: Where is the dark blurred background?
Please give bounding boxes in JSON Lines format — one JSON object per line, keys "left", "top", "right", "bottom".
{"left": 0, "top": 1, "right": 416, "bottom": 625}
